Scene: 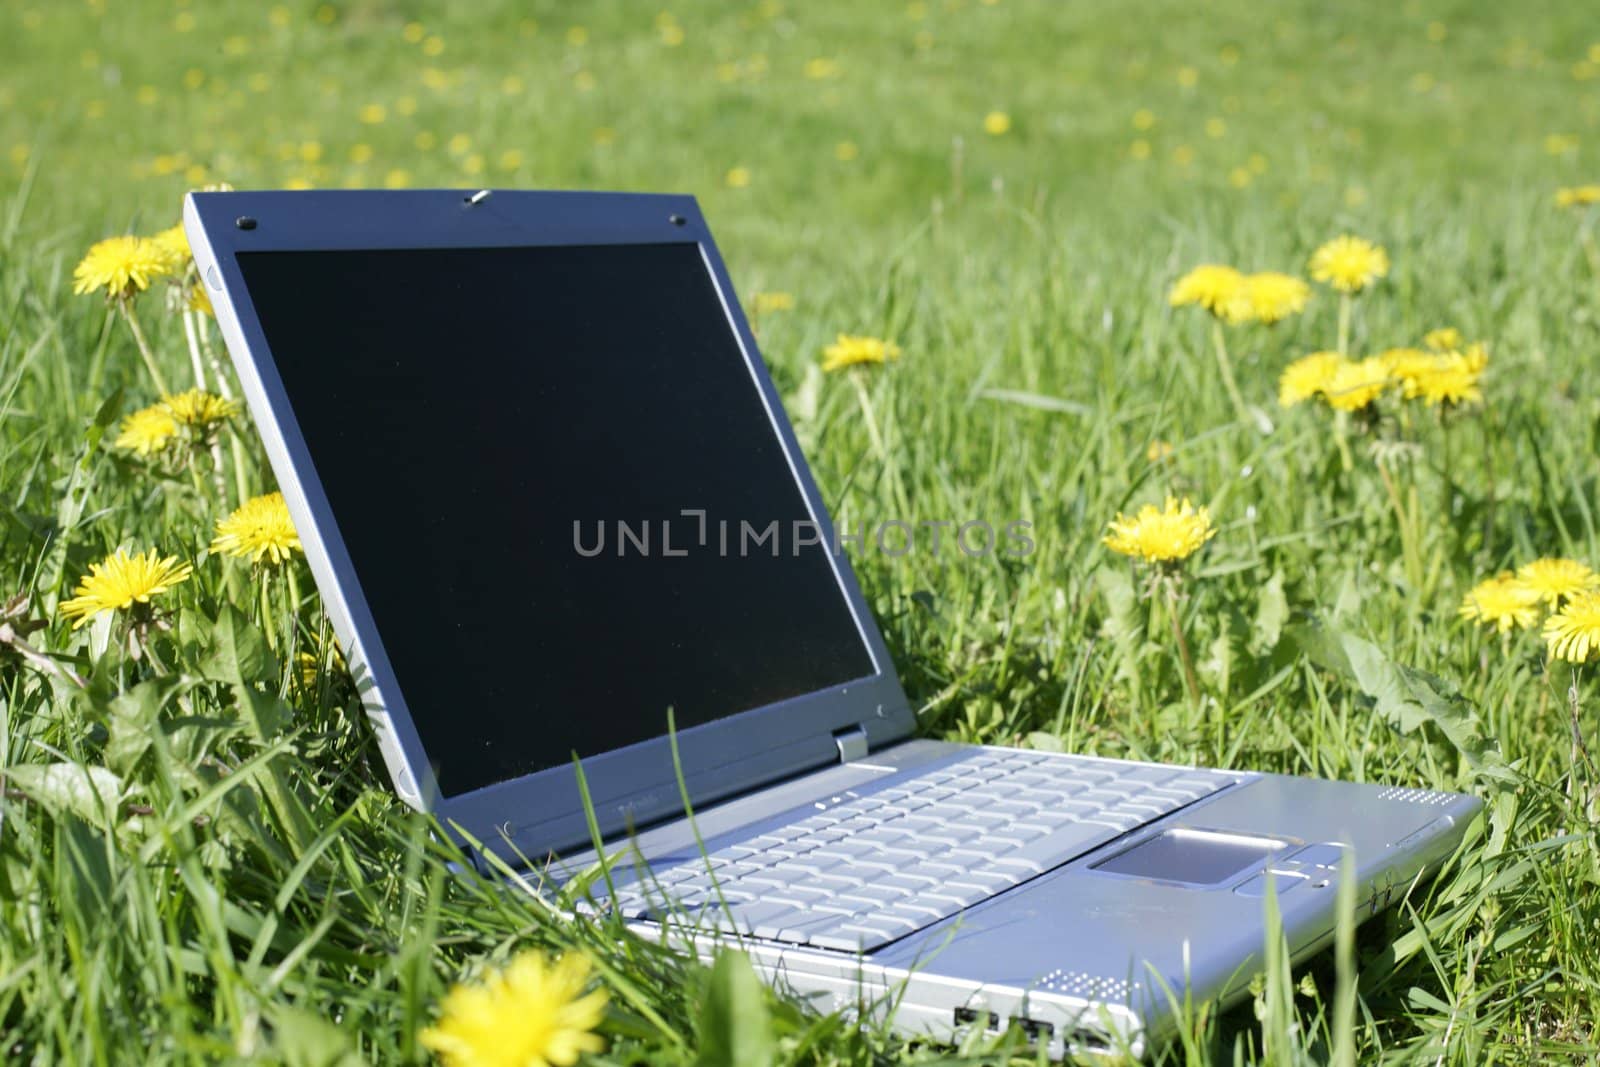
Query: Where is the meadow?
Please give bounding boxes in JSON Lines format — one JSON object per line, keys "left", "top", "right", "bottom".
{"left": 4, "top": 0, "right": 1600, "bottom": 1062}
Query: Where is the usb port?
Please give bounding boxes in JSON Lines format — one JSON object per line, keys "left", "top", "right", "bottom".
{"left": 1067, "top": 1027, "right": 1110, "bottom": 1051}
{"left": 953, "top": 1006, "right": 1000, "bottom": 1030}
{"left": 1009, "top": 1015, "right": 1056, "bottom": 1042}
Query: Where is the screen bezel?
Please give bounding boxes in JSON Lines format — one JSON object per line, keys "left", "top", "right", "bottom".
{"left": 184, "top": 189, "right": 916, "bottom": 861}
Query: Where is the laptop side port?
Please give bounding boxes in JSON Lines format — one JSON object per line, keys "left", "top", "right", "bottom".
{"left": 1009, "top": 1015, "right": 1056, "bottom": 1043}
{"left": 1066, "top": 1027, "right": 1111, "bottom": 1052}
{"left": 952, "top": 1006, "right": 1001, "bottom": 1031}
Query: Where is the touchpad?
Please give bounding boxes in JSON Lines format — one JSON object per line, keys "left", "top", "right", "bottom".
{"left": 1092, "top": 828, "right": 1287, "bottom": 886}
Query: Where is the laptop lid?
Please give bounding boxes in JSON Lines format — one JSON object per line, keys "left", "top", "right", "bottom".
{"left": 184, "top": 189, "right": 916, "bottom": 861}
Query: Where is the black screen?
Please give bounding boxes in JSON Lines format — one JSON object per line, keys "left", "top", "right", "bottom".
{"left": 237, "top": 243, "right": 876, "bottom": 797}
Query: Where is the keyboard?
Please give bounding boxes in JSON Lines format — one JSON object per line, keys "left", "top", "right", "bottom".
{"left": 596, "top": 748, "right": 1234, "bottom": 952}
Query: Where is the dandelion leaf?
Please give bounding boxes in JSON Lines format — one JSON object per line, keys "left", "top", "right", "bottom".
{"left": 1291, "top": 622, "right": 1510, "bottom": 782}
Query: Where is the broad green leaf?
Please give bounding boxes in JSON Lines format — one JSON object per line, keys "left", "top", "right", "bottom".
{"left": 104, "top": 674, "right": 192, "bottom": 775}
{"left": 202, "top": 604, "right": 287, "bottom": 741}
{"left": 6, "top": 762, "right": 125, "bottom": 828}
{"left": 1251, "top": 569, "right": 1288, "bottom": 655}
{"left": 695, "top": 951, "right": 776, "bottom": 1067}
{"left": 1291, "top": 622, "right": 1509, "bottom": 782}
{"left": 267, "top": 1005, "right": 371, "bottom": 1067}
{"left": 1094, "top": 564, "right": 1145, "bottom": 686}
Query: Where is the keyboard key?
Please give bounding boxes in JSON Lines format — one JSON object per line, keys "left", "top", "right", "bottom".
{"left": 991, "top": 822, "right": 1118, "bottom": 874}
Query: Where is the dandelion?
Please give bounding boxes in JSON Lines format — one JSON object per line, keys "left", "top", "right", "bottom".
{"left": 1168, "top": 264, "right": 1245, "bottom": 317}
{"left": 1104, "top": 495, "right": 1215, "bottom": 709}
{"left": 60, "top": 548, "right": 193, "bottom": 629}
{"left": 1103, "top": 496, "right": 1216, "bottom": 565}
{"left": 1308, "top": 235, "right": 1389, "bottom": 294}
{"left": 1233, "top": 271, "right": 1311, "bottom": 325}
{"left": 74, "top": 235, "right": 176, "bottom": 394}
{"left": 1459, "top": 573, "right": 1541, "bottom": 634}
{"left": 211, "top": 492, "right": 302, "bottom": 565}
{"left": 1423, "top": 327, "right": 1462, "bottom": 351}
{"left": 1515, "top": 558, "right": 1600, "bottom": 606}
{"left": 150, "top": 223, "right": 192, "bottom": 269}
{"left": 1543, "top": 590, "right": 1600, "bottom": 663}
{"left": 724, "top": 166, "right": 751, "bottom": 188}
{"left": 1555, "top": 184, "right": 1600, "bottom": 208}
{"left": 751, "top": 291, "right": 795, "bottom": 315}
{"left": 163, "top": 388, "right": 240, "bottom": 429}
{"left": 983, "top": 110, "right": 1012, "bottom": 136}
{"left": 419, "top": 949, "right": 608, "bottom": 1067}
{"left": 1170, "top": 264, "right": 1260, "bottom": 426}
{"left": 1321, "top": 356, "right": 1391, "bottom": 412}
{"left": 1402, "top": 346, "right": 1486, "bottom": 407}
{"left": 114, "top": 403, "right": 179, "bottom": 456}
{"left": 1278, "top": 351, "right": 1342, "bottom": 407}
{"left": 72, "top": 235, "right": 174, "bottom": 299}
{"left": 821, "top": 334, "right": 900, "bottom": 373}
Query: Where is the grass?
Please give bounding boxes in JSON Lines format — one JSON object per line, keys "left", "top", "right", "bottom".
{"left": 3, "top": 0, "right": 1600, "bottom": 1062}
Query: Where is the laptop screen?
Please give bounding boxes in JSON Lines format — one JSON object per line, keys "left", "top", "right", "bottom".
{"left": 236, "top": 242, "right": 877, "bottom": 797}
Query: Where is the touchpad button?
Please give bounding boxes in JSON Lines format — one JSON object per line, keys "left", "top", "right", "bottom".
{"left": 1092, "top": 828, "right": 1288, "bottom": 886}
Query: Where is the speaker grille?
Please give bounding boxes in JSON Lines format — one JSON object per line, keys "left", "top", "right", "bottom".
{"left": 1037, "top": 968, "right": 1137, "bottom": 1001}
{"left": 1376, "top": 786, "right": 1453, "bottom": 806}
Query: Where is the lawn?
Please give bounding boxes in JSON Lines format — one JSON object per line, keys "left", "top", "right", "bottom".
{"left": 3, "top": 0, "right": 1600, "bottom": 1062}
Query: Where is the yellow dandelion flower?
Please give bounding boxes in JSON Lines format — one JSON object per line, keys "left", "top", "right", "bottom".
{"left": 1459, "top": 573, "right": 1541, "bottom": 634}
{"left": 73, "top": 235, "right": 174, "bottom": 298}
{"left": 149, "top": 223, "right": 193, "bottom": 270}
{"left": 1308, "top": 234, "right": 1390, "bottom": 294}
{"left": 60, "top": 548, "right": 193, "bottom": 628}
{"left": 162, "top": 388, "right": 240, "bottom": 428}
{"left": 821, "top": 334, "right": 901, "bottom": 373}
{"left": 983, "top": 110, "right": 1012, "bottom": 136}
{"left": 419, "top": 950, "right": 607, "bottom": 1067}
{"left": 1544, "top": 590, "right": 1600, "bottom": 662}
{"left": 1235, "top": 271, "right": 1311, "bottom": 325}
{"left": 1555, "top": 184, "right": 1600, "bottom": 208}
{"left": 1321, "top": 356, "right": 1391, "bottom": 412}
{"left": 1403, "top": 348, "right": 1486, "bottom": 407}
{"left": 751, "top": 291, "right": 795, "bottom": 315}
{"left": 1103, "top": 495, "right": 1217, "bottom": 565}
{"left": 114, "top": 403, "right": 179, "bottom": 456}
{"left": 724, "top": 166, "right": 751, "bottom": 188}
{"left": 1277, "top": 351, "right": 1343, "bottom": 407}
{"left": 211, "top": 492, "right": 302, "bottom": 565}
{"left": 1423, "top": 327, "right": 1462, "bottom": 352}
{"left": 1169, "top": 264, "right": 1245, "bottom": 317}
{"left": 1378, "top": 347, "right": 1437, "bottom": 392}
{"left": 1515, "top": 557, "right": 1600, "bottom": 606}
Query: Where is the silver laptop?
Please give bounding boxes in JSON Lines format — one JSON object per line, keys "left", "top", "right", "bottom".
{"left": 184, "top": 189, "right": 1480, "bottom": 1059}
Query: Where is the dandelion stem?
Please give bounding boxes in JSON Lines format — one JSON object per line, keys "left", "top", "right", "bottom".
{"left": 285, "top": 564, "right": 302, "bottom": 659}
{"left": 1332, "top": 411, "right": 1354, "bottom": 473}
{"left": 259, "top": 572, "right": 277, "bottom": 651}
{"left": 117, "top": 300, "right": 171, "bottom": 396}
{"left": 1165, "top": 577, "right": 1202, "bottom": 709}
{"left": 180, "top": 312, "right": 229, "bottom": 501}
{"left": 1569, "top": 669, "right": 1594, "bottom": 783}
{"left": 1209, "top": 320, "right": 1251, "bottom": 428}
{"left": 849, "top": 368, "right": 888, "bottom": 462}
{"left": 1336, "top": 292, "right": 1352, "bottom": 356}
{"left": 181, "top": 308, "right": 209, "bottom": 391}
{"left": 1375, "top": 456, "right": 1422, "bottom": 592}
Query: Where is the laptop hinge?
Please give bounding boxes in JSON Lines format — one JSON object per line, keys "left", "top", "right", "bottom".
{"left": 832, "top": 725, "right": 870, "bottom": 762}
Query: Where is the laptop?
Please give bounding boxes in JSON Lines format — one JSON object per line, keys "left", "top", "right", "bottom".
{"left": 184, "top": 189, "right": 1480, "bottom": 1058}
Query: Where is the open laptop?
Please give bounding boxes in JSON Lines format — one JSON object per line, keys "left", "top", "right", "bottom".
{"left": 184, "top": 189, "right": 1480, "bottom": 1058}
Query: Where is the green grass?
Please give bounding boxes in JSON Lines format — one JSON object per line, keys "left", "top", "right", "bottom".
{"left": 4, "top": 0, "right": 1600, "bottom": 1062}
